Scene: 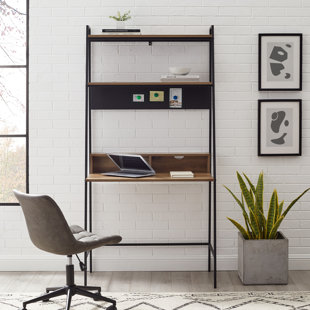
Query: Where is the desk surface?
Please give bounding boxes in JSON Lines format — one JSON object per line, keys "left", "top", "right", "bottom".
{"left": 86, "top": 173, "right": 214, "bottom": 182}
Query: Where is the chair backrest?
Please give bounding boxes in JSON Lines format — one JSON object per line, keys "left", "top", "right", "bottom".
{"left": 13, "top": 190, "right": 77, "bottom": 255}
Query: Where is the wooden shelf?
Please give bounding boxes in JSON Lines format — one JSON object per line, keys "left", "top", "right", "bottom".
{"left": 87, "top": 172, "right": 213, "bottom": 182}
{"left": 88, "top": 82, "right": 213, "bottom": 86}
{"left": 88, "top": 34, "right": 212, "bottom": 43}
{"left": 87, "top": 153, "right": 213, "bottom": 183}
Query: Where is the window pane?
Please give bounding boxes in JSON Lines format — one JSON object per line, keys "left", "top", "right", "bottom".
{"left": 0, "top": 68, "right": 26, "bottom": 134}
{"left": 0, "top": 137, "right": 26, "bottom": 203}
{"left": 0, "top": 0, "right": 27, "bottom": 65}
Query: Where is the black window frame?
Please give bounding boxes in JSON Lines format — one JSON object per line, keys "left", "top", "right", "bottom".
{"left": 0, "top": 0, "right": 29, "bottom": 205}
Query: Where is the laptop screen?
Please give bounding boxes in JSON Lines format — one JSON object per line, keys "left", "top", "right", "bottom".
{"left": 109, "top": 154, "right": 152, "bottom": 171}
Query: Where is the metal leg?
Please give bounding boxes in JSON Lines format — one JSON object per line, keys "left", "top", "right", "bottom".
{"left": 213, "top": 181, "right": 217, "bottom": 288}
{"left": 208, "top": 182, "right": 212, "bottom": 272}
{"left": 46, "top": 286, "right": 61, "bottom": 293}
{"left": 75, "top": 287, "right": 116, "bottom": 305}
{"left": 65, "top": 289, "right": 72, "bottom": 310}
{"left": 23, "top": 287, "right": 66, "bottom": 309}
{"left": 89, "top": 183, "right": 93, "bottom": 273}
{"left": 77, "top": 285, "right": 101, "bottom": 293}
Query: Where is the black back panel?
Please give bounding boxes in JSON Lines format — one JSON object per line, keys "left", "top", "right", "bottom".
{"left": 89, "top": 85, "right": 211, "bottom": 110}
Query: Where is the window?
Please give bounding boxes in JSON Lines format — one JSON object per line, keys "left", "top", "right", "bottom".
{"left": 0, "top": 0, "right": 28, "bottom": 204}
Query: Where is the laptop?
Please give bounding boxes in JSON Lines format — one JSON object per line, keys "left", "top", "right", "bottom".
{"left": 103, "top": 153, "right": 155, "bottom": 178}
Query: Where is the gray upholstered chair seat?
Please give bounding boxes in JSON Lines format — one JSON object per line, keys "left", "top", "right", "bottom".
{"left": 70, "top": 225, "right": 99, "bottom": 241}
{"left": 70, "top": 225, "right": 121, "bottom": 254}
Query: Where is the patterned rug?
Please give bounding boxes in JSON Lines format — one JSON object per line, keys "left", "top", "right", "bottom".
{"left": 1, "top": 291, "right": 310, "bottom": 309}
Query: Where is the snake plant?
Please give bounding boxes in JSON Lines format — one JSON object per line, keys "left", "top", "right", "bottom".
{"left": 225, "top": 172, "right": 310, "bottom": 239}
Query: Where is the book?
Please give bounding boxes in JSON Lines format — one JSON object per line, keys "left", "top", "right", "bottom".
{"left": 102, "top": 29, "right": 141, "bottom": 33}
{"left": 170, "top": 171, "right": 194, "bottom": 178}
{"left": 160, "top": 74, "right": 200, "bottom": 82}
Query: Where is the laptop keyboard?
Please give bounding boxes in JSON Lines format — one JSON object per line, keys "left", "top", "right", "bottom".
{"left": 113, "top": 170, "right": 150, "bottom": 176}
{"left": 103, "top": 170, "right": 154, "bottom": 178}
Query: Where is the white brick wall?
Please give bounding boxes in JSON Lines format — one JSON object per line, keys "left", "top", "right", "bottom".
{"left": 1, "top": 0, "right": 310, "bottom": 271}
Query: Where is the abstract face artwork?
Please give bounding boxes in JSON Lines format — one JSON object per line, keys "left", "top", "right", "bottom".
{"left": 259, "top": 34, "right": 302, "bottom": 90}
{"left": 267, "top": 43, "right": 293, "bottom": 82}
{"left": 258, "top": 100, "right": 301, "bottom": 156}
{"left": 266, "top": 109, "right": 292, "bottom": 147}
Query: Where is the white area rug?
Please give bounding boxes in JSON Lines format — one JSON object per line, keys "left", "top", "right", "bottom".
{"left": 1, "top": 292, "right": 310, "bottom": 309}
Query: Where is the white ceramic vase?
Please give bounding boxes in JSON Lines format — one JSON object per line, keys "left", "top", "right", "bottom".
{"left": 116, "top": 21, "right": 125, "bottom": 29}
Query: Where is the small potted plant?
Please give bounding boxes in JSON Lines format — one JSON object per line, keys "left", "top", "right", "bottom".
{"left": 109, "top": 10, "right": 131, "bottom": 29}
{"left": 225, "top": 172, "right": 309, "bottom": 285}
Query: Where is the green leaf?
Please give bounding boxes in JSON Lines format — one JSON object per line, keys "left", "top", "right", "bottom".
{"left": 274, "top": 191, "right": 279, "bottom": 222}
{"left": 255, "top": 172, "right": 264, "bottom": 213}
{"left": 253, "top": 172, "right": 264, "bottom": 237}
{"left": 243, "top": 212, "right": 251, "bottom": 236}
{"left": 227, "top": 217, "right": 250, "bottom": 239}
{"left": 243, "top": 173, "right": 256, "bottom": 195}
{"left": 282, "top": 188, "right": 310, "bottom": 218}
{"left": 237, "top": 172, "right": 259, "bottom": 237}
{"left": 250, "top": 188, "right": 255, "bottom": 204}
{"left": 237, "top": 172, "right": 255, "bottom": 213}
{"left": 258, "top": 209, "right": 267, "bottom": 238}
{"left": 250, "top": 188, "right": 261, "bottom": 238}
{"left": 249, "top": 206, "right": 260, "bottom": 238}
{"left": 224, "top": 185, "right": 244, "bottom": 211}
{"left": 224, "top": 185, "right": 251, "bottom": 236}
{"left": 269, "top": 215, "right": 285, "bottom": 239}
{"left": 241, "top": 195, "right": 252, "bottom": 236}
{"left": 266, "top": 190, "right": 277, "bottom": 237}
{"left": 278, "top": 201, "right": 284, "bottom": 217}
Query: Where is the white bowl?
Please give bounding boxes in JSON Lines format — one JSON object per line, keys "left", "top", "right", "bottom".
{"left": 169, "top": 67, "right": 191, "bottom": 75}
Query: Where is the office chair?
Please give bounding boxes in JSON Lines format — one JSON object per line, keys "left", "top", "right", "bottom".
{"left": 13, "top": 190, "right": 122, "bottom": 310}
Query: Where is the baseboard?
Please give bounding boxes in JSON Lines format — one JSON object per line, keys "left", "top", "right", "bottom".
{"left": 0, "top": 255, "right": 309, "bottom": 271}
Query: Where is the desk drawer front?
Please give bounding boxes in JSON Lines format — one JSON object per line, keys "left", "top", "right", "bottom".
{"left": 151, "top": 154, "right": 210, "bottom": 173}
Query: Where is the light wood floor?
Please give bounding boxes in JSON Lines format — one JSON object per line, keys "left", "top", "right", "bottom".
{"left": 0, "top": 271, "right": 309, "bottom": 292}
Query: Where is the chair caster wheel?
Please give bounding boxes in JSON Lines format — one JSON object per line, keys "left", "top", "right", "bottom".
{"left": 106, "top": 305, "right": 117, "bottom": 310}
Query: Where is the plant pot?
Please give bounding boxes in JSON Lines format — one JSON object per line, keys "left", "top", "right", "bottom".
{"left": 116, "top": 21, "right": 125, "bottom": 29}
{"left": 238, "top": 231, "right": 288, "bottom": 285}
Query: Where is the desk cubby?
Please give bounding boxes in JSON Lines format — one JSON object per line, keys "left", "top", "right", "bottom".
{"left": 87, "top": 153, "right": 213, "bottom": 182}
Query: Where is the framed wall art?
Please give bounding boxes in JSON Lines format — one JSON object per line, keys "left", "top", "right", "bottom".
{"left": 259, "top": 34, "right": 302, "bottom": 91}
{"left": 258, "top": 99, "right": 302, "bottom": 156}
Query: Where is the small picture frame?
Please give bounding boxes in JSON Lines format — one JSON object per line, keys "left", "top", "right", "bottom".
{"left": 258, "top": 99, "right": 302, "bottom": 156}
{"left": 259, "top": 33, "right": 302, "bottom": 91}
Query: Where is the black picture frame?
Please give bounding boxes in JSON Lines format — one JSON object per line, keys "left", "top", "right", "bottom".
{"left": 258, "top": 33, "right": 302, "bottom": 91}
{"left": 258, "top": 99, "right": 302, "bottom": 156}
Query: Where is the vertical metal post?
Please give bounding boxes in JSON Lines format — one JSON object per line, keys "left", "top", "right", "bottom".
{"left": 208, "top": 27, "right": 212, "bottom": 273}
{"left": 84, "top": 25, "right": 91, "bottom": 286}
{"left": 210, "top": 25, "right": 217, "bottom": 289}
{"left": 89, "top": 112, "right": 92, "bottom": 273}
{"left": 25, "top": 0, "right": 29, "bottom": 195}
{"left": 88, "top": 27, "right": 93, "bottom": 274}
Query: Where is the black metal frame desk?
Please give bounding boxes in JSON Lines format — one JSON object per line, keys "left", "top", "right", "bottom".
{"left": 84, "top": 26, "right": 217, "bottom": 288}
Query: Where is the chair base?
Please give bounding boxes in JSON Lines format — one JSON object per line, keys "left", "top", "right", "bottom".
{"left": 21, "top": 285, "right": 117, "bottom": 310}
{"left": 21, "top": 256, "right": 116, "bottom": 310}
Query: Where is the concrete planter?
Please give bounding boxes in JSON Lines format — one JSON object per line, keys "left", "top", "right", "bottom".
{"left": 238, "top": 232, "right": 288, "bottom": 285}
